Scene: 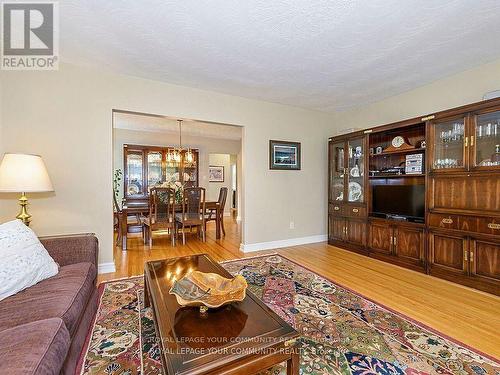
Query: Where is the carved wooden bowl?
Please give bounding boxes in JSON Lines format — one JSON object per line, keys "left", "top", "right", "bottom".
{"left": 169, "top": 270, "right": 248, "bottom": 310}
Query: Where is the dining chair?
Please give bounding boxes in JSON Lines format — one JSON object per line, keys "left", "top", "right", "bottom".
{"left": 205, "top": 187, "right": 228, "bottom": 236}
{"left": 113, "top": 193, "right": 142, "bottom": 245}
{"left": 142, "top": 187, "right": 176, "bottom": 246}
{"left": 175, "top": 187, "right": 206, "bottom": 245}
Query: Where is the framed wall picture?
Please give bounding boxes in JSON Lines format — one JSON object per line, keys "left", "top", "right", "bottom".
{"left": 209, "top": 165, "right": 224, "bottom": 182}
{"left": 269, "top": 140, "right": 301, "bottom": 170}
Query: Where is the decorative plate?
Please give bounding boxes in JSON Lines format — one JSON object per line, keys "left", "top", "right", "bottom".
{"left": 169, "top": 271, "right": 248, "bottom": 309}
{"left": 348, "top": 182, "right": 362, "bottom": 202}
{"left": 128, "top": 183, "right": 139, "bottom": 195}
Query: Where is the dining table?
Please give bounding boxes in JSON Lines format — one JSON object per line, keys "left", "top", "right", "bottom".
{"left": 119, "top": 200, "right": 222, "bottom": 250}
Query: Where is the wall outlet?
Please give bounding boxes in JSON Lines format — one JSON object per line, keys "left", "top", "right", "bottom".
{"left": 289, "top": 221, "right": 295, "bottom": 229}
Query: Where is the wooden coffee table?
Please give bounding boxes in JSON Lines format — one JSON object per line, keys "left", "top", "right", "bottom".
{"left": 144, "top": 254, "right": 300, "bottom": 375}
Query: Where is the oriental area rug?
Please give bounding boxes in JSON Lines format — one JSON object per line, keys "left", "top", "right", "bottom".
{"left": 77, "top": 254, "right": 499, "bottom": 375}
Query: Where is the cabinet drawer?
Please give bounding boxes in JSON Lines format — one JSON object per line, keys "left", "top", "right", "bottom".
{"left": 345, "top": 206, "right": 366, "bottom": 218}
{"left": 428, "top": 213, "right": 458, "bottom": 230}
{"left": 467, "top": 217, "right": 500, "bottom": 236}
{"left": 329, "top": 203, "right": 343, "bottom": 215}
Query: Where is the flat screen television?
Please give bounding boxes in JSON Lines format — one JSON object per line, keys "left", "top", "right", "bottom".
{"left": 372, "top": 184, "right": 425, "bottom": 221}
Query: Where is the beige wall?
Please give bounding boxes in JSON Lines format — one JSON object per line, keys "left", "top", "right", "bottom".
{"left": 332, "top": 58, "right": 500, "bottom": 131}
{"left": 113, "top": 128, "right": 241, "bottom": 206}
{"left": 207, "top": 153, "right": 234, "bottom": 213}
{"left": 0, "top": 79, "right": 2, "bottom": 162}
{"left": 0, "top": 63, "right": 332, "bottom": 266}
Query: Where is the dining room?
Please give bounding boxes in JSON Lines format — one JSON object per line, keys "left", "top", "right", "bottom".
{"left": 112, "top": 110, "right": 242, "bottom": 256}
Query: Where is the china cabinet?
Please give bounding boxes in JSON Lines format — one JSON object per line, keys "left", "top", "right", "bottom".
{"left": 328, "top": 134, "right": 366, "bottom": 204}
{"left": 328, "top": 97, "right": 500, "bottom": 295}
{"left": 328, "top": 132, "right": 368, "bottom": 252}
{"left": 123, "top": 144, "right": 199, "bottom": 201}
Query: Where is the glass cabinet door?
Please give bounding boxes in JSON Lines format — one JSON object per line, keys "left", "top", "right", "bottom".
{"left": 125, "top": 151, "right": 144, "bottom": 196}
{"left": 431, "top": 118, "right": 466, "bottom": 171}
{"left": 182, "top": 150, "right": 198, "bottom": 188}
{"left": 147, "top": 151, "right": 163, "bottom": 189}
{"left": 165, "top": 149, "right": 181, "bottom": 184}
{"left": 329, "top": 141, "right": 345, "bottom": 202}
{"left": 347, "top": 138, "right": 364, "bottom": 203}
{"left": 472, "top": 111, "right": 500, "bottom": 169}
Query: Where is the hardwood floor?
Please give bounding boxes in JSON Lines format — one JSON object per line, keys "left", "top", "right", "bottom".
{"left": 102, "top": 217, "right": 500, "bottom": 359}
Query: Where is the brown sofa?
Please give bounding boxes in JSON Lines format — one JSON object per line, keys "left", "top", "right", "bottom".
{"left": 0, "top": 234, "right": 99, "bottom": 375}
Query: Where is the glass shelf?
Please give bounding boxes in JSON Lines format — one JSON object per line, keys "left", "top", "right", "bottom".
{"left": 329, "top": 141, "right": 345, "bottom": 202}
{"left": 474, "top": 111, "right": 500, "bottom": 168}
{"left": 347, "top": 138, "right": 364, "bottom": 203}
{"left": 432, "top": 119, "right": 465, "bottom": 170}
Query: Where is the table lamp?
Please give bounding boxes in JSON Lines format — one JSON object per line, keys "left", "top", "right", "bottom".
{"left": 0, "top": 153, "right": 54, "bottom": 226}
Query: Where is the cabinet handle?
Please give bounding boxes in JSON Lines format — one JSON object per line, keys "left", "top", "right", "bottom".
{"left": 393, "top": 236, "right": 397, "bottom": 247}
{"left": 488, "top": 223, "right": 500, "bottom": 230}
{"left": 470, "top": 251, "right": 473, "bottom": 262}
{"left": 334, "top": 206, "right": 340, "bottom": 211}
{"left": 470, "top": 135, "right": 474, "bottom": 147}
{"left": 390, "top": 236, "right": 393, "bottom": 246}
{"left": 464, "top": 249, "right": 468, "bottom": 261}
{"left": 441, "top": 218, "right": 453, "bottom": 225}
{"left": 352, "top": 208, "right": 359, "bottom": 213}
{"left": 465, "top": 136, "right": 468, "bottom": 147}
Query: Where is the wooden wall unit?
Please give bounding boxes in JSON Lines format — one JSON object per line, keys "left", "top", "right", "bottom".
{"left": 328, "top": 98, "right": 500, "bottom": 295}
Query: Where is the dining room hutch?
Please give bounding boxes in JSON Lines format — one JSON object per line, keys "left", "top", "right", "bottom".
{"left": 328, "top": 98, "right": 500, "bottom": 295}
{"left": 122, "top": 144, "right": 199, "bottom": 211}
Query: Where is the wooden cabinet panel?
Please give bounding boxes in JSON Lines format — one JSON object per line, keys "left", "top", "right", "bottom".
{"left": 394, "top": 227, "right": 424, "bottom": 261}
{"left": 428, "top": 213, "right": 458, "bottom": 230}
{"left": 476, "top": 217, "right": 500, "bottom": 236}
{"left": 369, "top": 223, "right": 392, "bottom": 255}
{"left": 344, "top": 206, "right": 367, "bottom": 218}
{"left": 346, "top": 220, "right": 366, "bottom": 246}
{"left": 429, "top": 232, "right": 467, "bottom": 274}
{"left": 328, "top": 203, "right": 343, "bottom": 215}
{"left": 457, "top": 216, "right": 480, "bottom": 233}
{"left": 471, "top": 239, "right": 500, "bottom": 282}
{"left": 428, "top": 214, "right": 500, "bottom": 237}
{"left": 329, "top": 216, "right": 346, "bottom": 242}
{"left": 431, "top": 175, "right": 500, "bottom": 212}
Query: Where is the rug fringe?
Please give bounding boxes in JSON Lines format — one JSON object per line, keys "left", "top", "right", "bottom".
{"left": 98, "top": 274, "right": 144, "bottom": 285}
{"left": 220, "top": 252, "right": 279, "bottom": 264}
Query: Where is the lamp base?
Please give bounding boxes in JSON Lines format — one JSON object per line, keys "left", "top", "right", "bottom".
{"left": 16, "top": 192, "right": 31, "bottom": 226}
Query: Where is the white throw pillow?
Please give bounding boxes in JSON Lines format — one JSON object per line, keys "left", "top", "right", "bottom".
{"left": 0, "top": 219, "right": 59, "bottom": 301}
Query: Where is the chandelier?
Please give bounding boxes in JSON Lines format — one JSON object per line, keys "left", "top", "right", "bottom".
{"left": 166, "top": 120, "right": 194, "bottom": 163}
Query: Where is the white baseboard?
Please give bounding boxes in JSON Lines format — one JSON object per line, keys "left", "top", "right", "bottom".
{"left": 240, "top": 234, "right": 327, "bottom": 253}
{"left": 98, "top": 262, "right": 116, "bottom": 274}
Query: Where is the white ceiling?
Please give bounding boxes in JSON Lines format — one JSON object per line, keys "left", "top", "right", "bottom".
{"left": 113, "top": 112, "right": 242, "bottom": 140}
{"left": 62, "top": 0, "right": 500, "bottom": 112}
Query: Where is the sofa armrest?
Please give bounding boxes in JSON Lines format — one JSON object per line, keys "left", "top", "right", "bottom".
{"left": 39, "top": 233, "right": 98, "bottom": 267}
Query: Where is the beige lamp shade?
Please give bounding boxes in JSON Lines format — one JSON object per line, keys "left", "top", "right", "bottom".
{"left": 0, "top": 153, "right": 54, "bottom": 192}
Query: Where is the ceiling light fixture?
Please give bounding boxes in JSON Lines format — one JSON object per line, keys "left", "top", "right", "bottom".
{"left": 166, "top": 120, "right": 194, "bottom": 164}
